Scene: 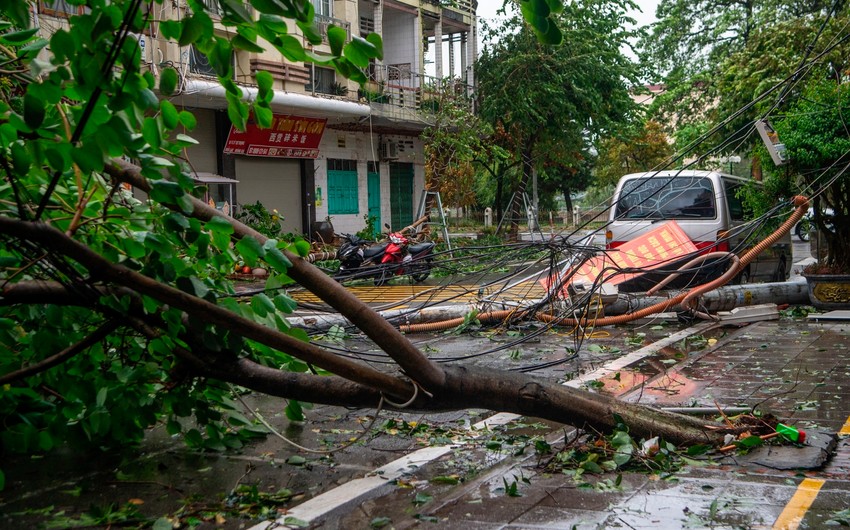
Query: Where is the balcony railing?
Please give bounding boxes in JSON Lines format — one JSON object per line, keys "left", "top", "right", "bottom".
{"left": 314, "top": 14, "right": 351, "bottom": 44}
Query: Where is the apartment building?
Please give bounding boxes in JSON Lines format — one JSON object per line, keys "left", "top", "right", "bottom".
{"left": 34, "top": 0, "right": 476, "bottom": 237}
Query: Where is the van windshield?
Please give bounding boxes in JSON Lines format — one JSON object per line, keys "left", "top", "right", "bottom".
{"left": 614, "top": 176, "right": 717, "bottom": 220}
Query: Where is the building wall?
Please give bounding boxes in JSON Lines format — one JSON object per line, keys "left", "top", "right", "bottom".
{"left": 234, "top": 157, "right": 303, "bottom": 234}
{"left": 311, "top": 131, "right": 424, "bottom": 235}
{"left": 382, "top": 12, "right": 418, "bottom": 74}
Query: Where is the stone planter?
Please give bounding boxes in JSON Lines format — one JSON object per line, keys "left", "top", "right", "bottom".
{"left": 803, "top": 273, "right": 850, "bottom": 310}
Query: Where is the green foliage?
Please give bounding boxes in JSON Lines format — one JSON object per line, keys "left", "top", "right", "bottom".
{"left": 0, "top": 0, "right": 382, "bottom": 468}
{"left": 594, "top": 120, "right": 674, "bottom": 187}
{"left": 476, "top": 0, "right": 641, "bottom": 219}
{"left": 355, "top": 214, "right": 379, "bottom": 240}
{"left": 234, "top": 201, "right": 284, "bottom": 238}
{"left": 764, "top": 75, "right": 850, "bottom": 270}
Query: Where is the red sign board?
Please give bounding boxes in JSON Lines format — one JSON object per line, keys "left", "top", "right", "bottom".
{"left": 542, "top": 221, "right": 699, "bottom": 294}
{"left": 223, "top": 114, "right": 327, "bottom": 159}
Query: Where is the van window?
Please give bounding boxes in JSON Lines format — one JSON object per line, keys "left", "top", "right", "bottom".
{"left": 723, "top": 180, "right": 745, "bottom": 221}
{"left": 615, "top": 176, "right": 716, "bottom": 220}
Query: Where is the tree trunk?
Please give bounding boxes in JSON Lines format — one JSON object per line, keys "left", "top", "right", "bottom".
{"left": 0, "top": 159, "right": 733, "bottom": 448}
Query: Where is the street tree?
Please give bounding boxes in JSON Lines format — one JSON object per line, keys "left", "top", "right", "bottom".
{"left": 475, "top": 0, "right": 642, "bottom": 237}
{"left": 594, "top": 120, "right": 674, "bottom": 187}
{"left": 643, "top": 0, "right": 845, "bottom": 139}
{"left": 0, "top": 0, "right": 732, "bottom": 491}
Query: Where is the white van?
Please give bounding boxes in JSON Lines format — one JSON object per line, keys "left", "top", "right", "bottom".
{"left": 605, "top": 170, "right": 791, "bottom": 290}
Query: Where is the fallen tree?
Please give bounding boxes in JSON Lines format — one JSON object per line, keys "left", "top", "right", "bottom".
{"left": 0, "top": 0, "right": 735, "bottom": 469}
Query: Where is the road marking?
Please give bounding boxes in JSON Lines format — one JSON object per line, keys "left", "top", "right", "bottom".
{"left": 840, "top": 415, "right": 850, "bottom": 436}
{"left": 772, "top": 478, "right": 825, "bottom": 530}
{"left": 248, "top": 412, "right": 524, "bottom": 530}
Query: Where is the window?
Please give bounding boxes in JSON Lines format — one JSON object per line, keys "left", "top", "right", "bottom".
{"left": 327, "top": 159, "right": 359, "bottom": 215}
{"left": 312, "top": 0, "right": 331, "bottom": 17}
{"left": 39, "top": 0, "right": 87, "bottom": 16}
{"left": 305, "top": 66, "right": 336, "bottom": 95}
{"left": 615, "top": 176, "right": 717, "bottom": 220}
{"left": 188, "top": 44, "right": 235, "bottom": 77}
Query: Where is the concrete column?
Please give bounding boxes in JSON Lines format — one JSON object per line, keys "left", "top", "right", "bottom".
{"left": 434, "top": 17, "right": 443, "bottom": 83}
{"left": 460, "top": 32, "right": 467, "bottom": 80}
{"left": 465, "top": 22, "right": 476, "bottom": 94}
{"left": 374, "top": 0, "right": 383, "bottom": 70}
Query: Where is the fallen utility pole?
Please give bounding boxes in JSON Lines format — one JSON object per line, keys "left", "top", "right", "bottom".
{"left": 289, "top": 279, "right": 809, "bottom": 333}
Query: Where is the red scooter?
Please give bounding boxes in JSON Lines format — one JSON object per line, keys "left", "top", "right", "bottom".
{"left": 334, "top": 225, "right": 435, "bottom": 285}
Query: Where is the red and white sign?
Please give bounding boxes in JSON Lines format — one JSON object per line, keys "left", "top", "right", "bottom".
{"left": 223, "top": 114, "right": 327, "bottom": 159}
{"left": 542, "top": 221, "right": 698, "bottom": 294}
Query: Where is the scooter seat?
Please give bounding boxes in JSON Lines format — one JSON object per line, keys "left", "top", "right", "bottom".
{"left": 363, "top": 243, "right": 389, "bottom": 259}
{"left": 409, "top": 242, "right": 435, "bottom": 254}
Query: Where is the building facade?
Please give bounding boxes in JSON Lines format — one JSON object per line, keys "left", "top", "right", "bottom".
{"left": 34, "top": 0, "right": 476, "bottom": 238}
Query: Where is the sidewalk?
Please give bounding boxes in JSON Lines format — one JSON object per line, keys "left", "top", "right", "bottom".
{"left": 304, "top": 317, "right": 850, "bottom": 529}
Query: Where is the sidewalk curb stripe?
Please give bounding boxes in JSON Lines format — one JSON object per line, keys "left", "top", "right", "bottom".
{"left": 248, "top": 412, "right": 524, "bottom": 529}
{"left": 772, "top": 478, "right": 825, "bottom": 530}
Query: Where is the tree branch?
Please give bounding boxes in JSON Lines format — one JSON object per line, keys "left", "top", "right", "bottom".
{"left": 104, "top": 159, "right": 448, "bottom": 392}
{"left": 0, "top": 217, "right": 414, "bottom": 400}
{"left": 0, "top": 319, "right": 120, "bottom": 385}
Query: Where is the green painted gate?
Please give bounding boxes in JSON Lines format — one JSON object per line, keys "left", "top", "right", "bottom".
{"left": 389, "top": 162, "right": 413, "bottom": 229}
{"left": 367, "top": 163, "right": 381, "bottom": 238}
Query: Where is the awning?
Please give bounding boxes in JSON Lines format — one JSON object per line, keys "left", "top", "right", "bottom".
{"left": 192, "top": 172, "right": 239, "bottom": 184}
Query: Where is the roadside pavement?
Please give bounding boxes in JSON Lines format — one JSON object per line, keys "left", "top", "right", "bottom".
{"left": 256, "top": 316, "right": 850, "bottom": 530}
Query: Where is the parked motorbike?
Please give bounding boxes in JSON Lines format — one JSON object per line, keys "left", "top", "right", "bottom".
{"left": 334, "top": 226, "right": 435, "bottom": 285}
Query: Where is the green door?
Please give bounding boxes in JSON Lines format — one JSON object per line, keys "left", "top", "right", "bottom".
{"left": 367, "top": 164, "right": 381, "bottom": 238}
{"left": 389, "top": 162, "right": 414, "bottom": 229}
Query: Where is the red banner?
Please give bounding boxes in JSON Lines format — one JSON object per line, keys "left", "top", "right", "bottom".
{"left": 541, "top": 221, "right": 698, "bottom": 294}
{"left": 223, "top": 114, "right": 327, "bottom": 158}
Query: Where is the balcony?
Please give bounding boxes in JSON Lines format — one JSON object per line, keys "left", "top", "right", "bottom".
{"left": 314, "top": 14, "right": 351, "bottom": 44}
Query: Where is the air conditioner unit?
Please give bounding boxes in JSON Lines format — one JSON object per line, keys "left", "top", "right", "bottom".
{"left": 381, "top": 140, "right": 398, "bottom": 160}
{"left": 127, "top": 32, "right": 149, "bottom": 64}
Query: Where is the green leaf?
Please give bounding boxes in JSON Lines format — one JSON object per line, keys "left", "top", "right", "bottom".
{"left": 327, "top": 25, "right": 346, "bottom": 56}
{"left": 370, "top": 517, "right": 391, "bottom": 529}
{"left": 142, "top": 117, "right": 162, "bottom": 149}
{"left": 412, "top": 492, "right": 432, "bottom": 506}
{"left": 179, "top": 15, "right": 206, "bottom": 46}
{"left": 206, "top": 216, "right": 235, "bottom": 234}
{"left": 23, "top": 92, "right": 45, "bottom": 128}
{"left": 251, "top": 293, "right": 276, "bottom": 317}
{"left": 289, "top": 239, "right": 311, "bottom": 257}
{"left": 221, "top": 0, "right": 253, "bottom": 23}
{"left": 284, "top": 400, "right": 304, "bottom": 422}
{"left": 256, "top": 69, "right": 274, "bottom": 93}
{"left": 0, "top": 28, "right": 39, "bottom": 45}
{"left": 264, "top": 246, "right": 292, "bottom": 273}
{"left": 258, "top": 13, "right": 290, "bottom": 34}
{"left": 286, "top": 455, "right": 306, "bottom": 466}
{"left": 232, "top": 34, "right": 265, "bottom": 53}
{"left": 0, "top": 469, "right": 5, "bottom": 491}
{"left": 343, "top": 37, "right": 374, "bottom": 68}
{"left": 178, "top": 110, "right": 198, "bottom": 129}
{"left": 160, "top": 100, "right": 179, "bottom": 130}
{"left": 365, "top": 33, "right": 383, "bottom": 60}
{"left": 253, "top": 103, "right": 273, "bottom": 128}
{"left": 236, "top": 236, "right": 265, "bottom": 266}
{"left": 153, "top": 518, "right": 173, "bottom": 530}
{"left": 159, "top": 67, "right": 179, "bottom": 96}
{"left": 273, "top": 293, "right": 298, "bottom": 313}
